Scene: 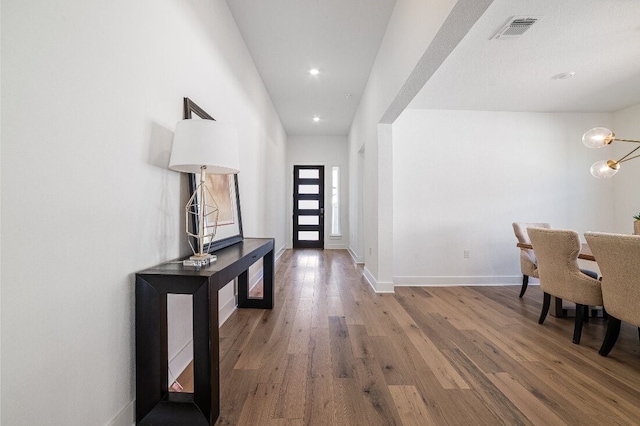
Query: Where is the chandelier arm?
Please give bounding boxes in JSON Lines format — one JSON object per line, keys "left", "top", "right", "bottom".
{"left": 613, "top": 138, "right": 640, "bottom": 144}
{"left": 617, "top": 151, "right": 640, "bottom": 164}
{"left": 616, "top": 145, "right": 640, "bottom": 164}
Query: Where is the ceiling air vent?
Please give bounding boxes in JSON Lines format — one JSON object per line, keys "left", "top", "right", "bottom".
{"left": 492, "top": 16, "right": 540, "bottom": 40}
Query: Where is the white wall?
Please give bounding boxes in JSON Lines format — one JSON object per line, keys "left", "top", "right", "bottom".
{"left": 287, "top": 135, "right": 349, "bottom": 249}
{"left": 1, "top": 1, "right": 287, "bottom": 425}
{"left": 0, "top": 2, "right": 3, "bottom": 418}
{"left": 392, "top": 109, "right": 616, "bottom": 285}
{"left": 348, "top": 0, "right": 466, "bottom": 290}
{"left": 612, "top": 104, "right": 640, "bottom": 233}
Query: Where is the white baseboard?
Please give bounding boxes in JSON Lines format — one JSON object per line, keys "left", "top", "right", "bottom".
{"left": 326, "top": 243, "right": 348, "bottom": 249}
{"left": 249, "top": 267, "right": 264, "bottom": 294}
{"left": 393, "top": 275, "right": 531, "bottom": 286}
{"left": 375, "top": 281, "right": 395, "bottom": 293}
{"left": 362, "top": 267, "right": 394, "bottom": 293}
{"left": 364, "top": 272, "right": 528, "bottom": 291}
{"left": 219, "top": 291, "right": 237, "bottom": 326}
{"left": 363, "top": 266, "right": 375, "bottom": 291}
{"left": 348, "top": 246, "right": 364, "bottom": 264}
{"left": 107, "top": 400, "right": 135, "bottom": 426}
{"left": 168, "top": 339, "right": 194, "bottom": 387}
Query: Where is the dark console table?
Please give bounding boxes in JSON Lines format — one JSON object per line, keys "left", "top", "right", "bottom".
{"left": 135, "top": 238, "right": 275, "bottom": 425}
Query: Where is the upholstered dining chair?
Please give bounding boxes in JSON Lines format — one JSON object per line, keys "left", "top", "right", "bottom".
{"left": 512, "top": 222, "right": 551, "bottom": 297}
{"left": 584, "top": 232, "right": 640, "bottom": 356}
{"left": 527, "top": 227, "right": 602, "bottom": 344}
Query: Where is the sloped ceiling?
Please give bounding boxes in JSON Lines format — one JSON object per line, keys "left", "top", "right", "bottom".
{"left": 226, "top": 0, "right": 396, "bottom": 135}
{"left": 227, "top": 0, "right": 640, "bottom": 136}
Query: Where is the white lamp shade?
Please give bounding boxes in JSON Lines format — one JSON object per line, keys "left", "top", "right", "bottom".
{"left": 169, "top": 119, "right": 240, "bottom": 174}
{"left": 582, "top": 127, "right": 613, "bottom": 149}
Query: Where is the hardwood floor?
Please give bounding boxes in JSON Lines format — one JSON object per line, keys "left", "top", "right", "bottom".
{"left": 179, "top": 248, "right": 640, "bottom": 425}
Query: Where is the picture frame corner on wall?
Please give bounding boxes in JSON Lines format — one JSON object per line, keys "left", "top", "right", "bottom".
{"left": 183, "top": 97, "right": 244, "bottom": 252}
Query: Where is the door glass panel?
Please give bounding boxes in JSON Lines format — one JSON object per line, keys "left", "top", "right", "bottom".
{"left": 299, "top": 184, "right": 319, "bottom": 194}
{"left": 298, "top": 200, "right": 319, "bottom": 210}
{"left": 299, "top": 169, "right": 319, "bottom": 179}
{"left": 298, "top": 216, "right": 319, "bottom": 225}
{"left": 298, "top": 231, "right": 320, "bottom": 241}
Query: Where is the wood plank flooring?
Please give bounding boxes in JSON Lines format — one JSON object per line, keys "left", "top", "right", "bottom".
{"left": 179, "top": 248, "right": 640, "bottom": 425}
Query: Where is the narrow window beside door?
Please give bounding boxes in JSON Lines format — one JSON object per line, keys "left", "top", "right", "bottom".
{"left": 331, "top": 166, "right": 340, "bottom": 236}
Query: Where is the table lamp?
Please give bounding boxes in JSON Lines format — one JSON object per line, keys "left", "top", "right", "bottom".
{"left": 169, "top": 119, "right": 239, "bottom": 266}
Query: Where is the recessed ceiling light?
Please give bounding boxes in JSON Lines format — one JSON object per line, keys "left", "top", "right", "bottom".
{"left": 313, "top": 116, "right": 320, "bottom": 122}
{"left": 553, "top": 71, "right": 575, "bottom": 80}
{"left": 309, "top": 69, "right": 320, "bottom": 76}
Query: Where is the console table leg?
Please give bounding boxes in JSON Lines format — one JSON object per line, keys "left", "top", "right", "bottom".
{"left": 263, "top": 249, "right": 274, "bottom": 309}
{"left": 237, "top": 249, "right": 274, "bottom": 309}
{"left": 135, "top": 239, "right": 274, "bottom": 425}
{"left": 237, "top": 270, "right": 250, "bottom": 307}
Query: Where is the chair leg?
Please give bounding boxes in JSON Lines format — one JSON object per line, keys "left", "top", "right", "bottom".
{"left": 539, "top": 292, "right": 551, "bottom": 324}
{"left": 602, "top": 307, "right": 609, "bottom": 320}
{"left": 573, "top": 304, "right": 585, "bottom": 344}
{"left": 599, "top": 317, "right": 622, "bottom": 356}
{"left": 519, "top": 275, "right": 529, "bottom": 298}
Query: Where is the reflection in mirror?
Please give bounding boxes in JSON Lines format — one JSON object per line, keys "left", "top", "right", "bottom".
{"left": 167, "top": 294, "right": 194, "bottom": 392}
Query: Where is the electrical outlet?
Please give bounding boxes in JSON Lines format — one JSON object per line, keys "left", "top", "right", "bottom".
{"left": 464, "top": 250, "right": 470, "bottom": 258}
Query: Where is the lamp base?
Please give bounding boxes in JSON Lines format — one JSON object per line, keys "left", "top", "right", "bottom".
{"left": 183, "top": 253, "right": 217, "bottom": 267}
